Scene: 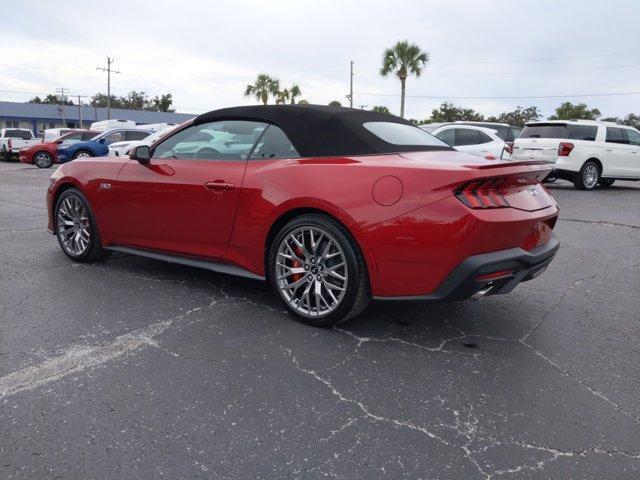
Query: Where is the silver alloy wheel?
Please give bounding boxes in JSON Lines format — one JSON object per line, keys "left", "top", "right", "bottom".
{"left": 275, "top": 226, "right": 348, "bottom": 318}
{"left": 75, "top": 151, "right": 91, "bottom": 159}
{"left": 583, "top": 164, "right": 599, "bottom": 188}
{"left": 34, "top": 152, "right": 52, "bottom": 168}
{"left": 56, "top": 195, "right": 91, "bottom": 256}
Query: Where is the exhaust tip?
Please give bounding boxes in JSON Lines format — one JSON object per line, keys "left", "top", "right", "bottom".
{"left": 471, "top": 284, "right": 495, "bottom": 301}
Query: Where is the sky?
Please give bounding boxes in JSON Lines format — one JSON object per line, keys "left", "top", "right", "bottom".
{"left": 1, "top": 0, "right": 639, "bottom": 120}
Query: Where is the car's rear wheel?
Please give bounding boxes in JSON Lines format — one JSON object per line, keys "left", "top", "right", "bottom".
{"left": 73, "top": 150, "right": 93, "bottom": 159}
{"left": 598, "top": 178, "right": 615, "bottom": 188}
{"left": 269, "top": 214, "right": 370, "bottom": 326}
{"left": 574, "top": 160, "right": 600, "bottom": 190}
{"left": 55, "top": 189, "right": 111, "bottom": 262}
{"left": 34, "top": 151, "right": 54, "bottom": 168}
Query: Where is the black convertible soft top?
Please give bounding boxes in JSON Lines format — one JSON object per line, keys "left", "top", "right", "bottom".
{"left": 193, "top": 104, "right": 452, "bottom": 157}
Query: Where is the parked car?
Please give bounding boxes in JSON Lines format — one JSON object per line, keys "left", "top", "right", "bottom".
{"left": 431, "top": 124, "right": 509, "bottom": 159}
{"left": 419, "top": 122, "right": 449, "bottom": 133}
{"left": 57, "top": 128, "right": 152, "bottom": 162}
{"left": 0, "top": 128, "right": 41, "bottom": 161}
{"left": 89, "top": 119, "right": 136, "bottom": 132}
{"left": 47, "top": 105, "right": 559, "bottom": 326}
{"left": 20, "top": 130, "right": 99, "bottom": 168}
{"left": 454, "top": 121, "right": 523, "bottom": 142}
{"left": 108, "top": 126, "right": 177, "bottom": 157}
{"left": 43, "top": 128, "right": 87, "bottom": 143}
{"left": 511, "top": 120, "right": 640, "bottom": 189}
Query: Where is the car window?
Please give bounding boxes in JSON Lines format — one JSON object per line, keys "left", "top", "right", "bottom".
{"left": 520, "top": 124, "right": 567, "bottom": 138}
{"left": 125, "top": 130, "right": 150, "bottom": 141}
{"left": 363, "top": 122, "right": 449, "bottom": 147}
{"left": 567, "top": 125, "right": 597, "bottom": 141}
{"left": 153, "top": 120, "right": 267, "bottom": 161}
{"left": 606, "top": 127, "right": 628, "bottom": 144}
{"left": 435, "top": 129, "right": 455, "bottom": 146}
{"left": 62, "top": 132, "right": 84, "bottom": 141}
{"left": 102, "top": 131, "right": 123, "bottom": 143}
{"left": 508, "top": 127, "right": 523, "bottom": 142}
{"left": 5, "top": 129, "right": 33, "bottom": 140}
{"left": 476, "top": 131, "right": 493, "bottom": 144}
{"left": 81, "top": 132, "right": 98, "bottom": 140}
{"left": 250, "top": 125, "right": 299, "bottom": 160}
{"left": 455, "top": 129, "right": 481, "bottom": 146}
{"left": 625, "top": 129, "right": 640, "bottom": 146}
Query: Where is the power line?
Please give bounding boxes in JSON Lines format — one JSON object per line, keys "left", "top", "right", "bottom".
{"left": 96, "top": 56, "right": 120, "bottom": 119}
{"left": 355, "top": 91, "right": 640, "bottom": 100}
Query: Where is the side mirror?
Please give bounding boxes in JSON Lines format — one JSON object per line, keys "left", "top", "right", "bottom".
{"left": 56, "top": 140, "right": 63, "bottom": 145}
{"left": 98, "top": 138, "right": 106, "bottom": 144}
{"left": 130, "top": 145, "right": 151, "bottom": 164}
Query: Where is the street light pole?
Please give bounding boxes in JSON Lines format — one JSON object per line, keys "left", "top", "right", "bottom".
{"left": 349, "top": 60, "right": 354, "bottom": 108}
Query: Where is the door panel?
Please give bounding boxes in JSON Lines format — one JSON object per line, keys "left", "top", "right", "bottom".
{"left": 604, "top": 127, "right": 630, "bottom": 177}
{"left": 115, "top": 158, "right": 246, "bottom": 259}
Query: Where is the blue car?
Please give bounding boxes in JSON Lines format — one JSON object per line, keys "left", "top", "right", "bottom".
{"left": 57, "top": 128, "right": 152, "bottom": 162}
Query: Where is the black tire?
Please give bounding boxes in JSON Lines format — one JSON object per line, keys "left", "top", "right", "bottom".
{"left": 33, "top": 151, "right": 54, "bottom": 168}
{"left": 54, "top": 188, "right": 111, "bottom": 263}
{"left": 268, "top": 213, "right": 371, "bottom": 326}
{"left": 1, "top": 147, "right": 11, "bottom": 162}
{"left": 72, "top": 150, "right": 93, "bottom": 160}
{"left": 598, "top": 178, "right": 615, "bottom": 188}
{"left": 574, "top": 160, "right": 600, "bottom": 190}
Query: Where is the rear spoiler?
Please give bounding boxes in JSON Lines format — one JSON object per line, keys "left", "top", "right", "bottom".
{"left": 464, "top": 160, "right": 550, "bottom": 170}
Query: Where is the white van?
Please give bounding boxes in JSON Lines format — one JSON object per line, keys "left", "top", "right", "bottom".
{"left": 90, "top": 119, "right": 136, "bottom": 132}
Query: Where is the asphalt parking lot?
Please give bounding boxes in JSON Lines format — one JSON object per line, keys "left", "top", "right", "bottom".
{"left": 0, "top": 162, "right": 639, "bottom": 479}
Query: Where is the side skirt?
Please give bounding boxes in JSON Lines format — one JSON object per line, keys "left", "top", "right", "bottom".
{"left": 105, "top": 246, "right": 265, "bottom": 281}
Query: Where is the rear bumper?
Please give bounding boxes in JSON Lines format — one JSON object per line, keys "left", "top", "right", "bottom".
{"left": 374, "top": 232, "right": 559, "bottom": 301}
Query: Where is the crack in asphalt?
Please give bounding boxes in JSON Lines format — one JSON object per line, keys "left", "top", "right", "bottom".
{"left": 559, "top": 217, "right": 640, "bottom": 229}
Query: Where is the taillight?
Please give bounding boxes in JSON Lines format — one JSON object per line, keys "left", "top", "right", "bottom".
{"left": 455, "top": 178, "right": 510, "bottom": 209}
{"left": 558, "top": 142, "right": 574, "bottom": 156}
{"left": 504, "top": 142, "right": 513, "bottom": 154}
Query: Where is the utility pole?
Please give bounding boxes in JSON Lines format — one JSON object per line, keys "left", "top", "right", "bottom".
{"left": 358, "top": 104, "right": 368, "bottom": 110}
{"left": 76, "top": 95, "right": 88, "bottom": 129}
{"left": 96, "top": 57, "right": 120, "bottom": 119}
{"left": 348, "top": 60, "right": 354, "bottom": 108}
{"left": 56, "top": 88, "right": 69, "bottom": 127}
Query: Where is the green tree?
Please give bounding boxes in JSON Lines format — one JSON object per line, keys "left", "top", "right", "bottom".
{"left": 149, "top": 93, "right": 175, "bottom": 112}
{"left": 549, "top": 102, "right": 601, "bottom": 121}
{"left": 275, "top": 89, "right": 290, "bottom": 104}
{"left": 379, "top": 40, "right": 429, "bottom": 118}
{"left": 244, "top": 74, "right": 280, "bottom": 105}
{"left": 120, "top": 91, "right": 148, "bottom": 110}
{"left": 487, "top": 106, "right": 541, "bottom": 127}
{"left": 28, "top": 94, "right": 74, "bottom": 105}
{"left": 429, "top": 102, "right": 484, "bottom": 122}
{"left": 371, "top": 105, "right": 391, "bottom": 114}
{"left": 297, "top": 99, "right": 310, "bottom": 105}
{"left": 288, "top": 84, "right": 302, "bottom": 104}
{"left": 90, "top": 93, "right": 124, "bottom": 109}
{"left": 328, "top": 100, "right": 342, "bottom": 107}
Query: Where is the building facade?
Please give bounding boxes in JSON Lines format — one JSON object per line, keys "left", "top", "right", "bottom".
{"left": 0, "top": 101, "right": 195, "bottom": 134}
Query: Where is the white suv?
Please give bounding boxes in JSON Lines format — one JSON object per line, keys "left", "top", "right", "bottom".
{"left": 511, "top": 120, "right": 640, "bottom": 190}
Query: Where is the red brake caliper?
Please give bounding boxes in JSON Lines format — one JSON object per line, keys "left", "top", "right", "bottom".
{"left": 291, "top": 246, "right": 304, "bottom": 283}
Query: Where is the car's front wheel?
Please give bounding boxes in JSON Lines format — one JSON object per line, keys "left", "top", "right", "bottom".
{"left": 574, "top": 160, "right": 600, "bottom": 190}
{"left": 55, "top": 189, "right": 111, "bottom": 262}
{"left": 73, "top": 150, "right": 93, "bottom": 160}
{"left": 34, "top": 151, "right": 54, "bottom": 168}
{"left": 269, "top": 214, "right": 371, "bottom": 326}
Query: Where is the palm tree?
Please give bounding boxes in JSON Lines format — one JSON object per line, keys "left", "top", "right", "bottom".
{"left": 275, "top": 89, "right": 290, "bottom": 104}
{"left": 288, "top": 84, "right": 302, "bottom": 104}
{"left": 379, "top": 40, "right": 429, "bottom": 118}
{"left": 244, "top": 74, "right": 280, "bottom": 105}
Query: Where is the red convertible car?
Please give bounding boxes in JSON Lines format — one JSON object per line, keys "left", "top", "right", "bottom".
{"left": 21, "top": 130, "right": 98, "bottom": 168}
{"left": 47, "top": 105, "right": 559, "bottom": 325}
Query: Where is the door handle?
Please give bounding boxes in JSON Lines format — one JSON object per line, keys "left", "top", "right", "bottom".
{"left": 205, "top": 180, "right": 234, "bottom": 192}
{"left": 606, "top": 149, "right": 612, "bottom": 152}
